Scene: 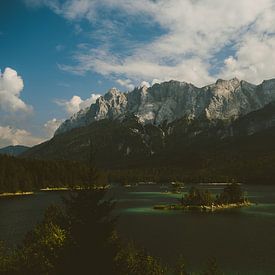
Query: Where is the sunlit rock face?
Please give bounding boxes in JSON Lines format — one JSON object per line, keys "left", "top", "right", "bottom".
{"left": 55, "top": 78, "right": 275, "bottom": 135}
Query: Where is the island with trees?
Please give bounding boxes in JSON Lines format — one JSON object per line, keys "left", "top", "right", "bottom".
{"left": 154, "top": 183, "right": 253, "bottom": 211}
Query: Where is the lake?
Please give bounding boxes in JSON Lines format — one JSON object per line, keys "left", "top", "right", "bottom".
{"left": 1, "top": 184, "right": 275, "bottom": 274}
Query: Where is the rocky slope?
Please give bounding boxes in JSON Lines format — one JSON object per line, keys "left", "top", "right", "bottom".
{"left": 22, "top": 98, "right": 275, "bottom": 165}
{"left": 55, "top": 78, "right": 275, "bottom": 135}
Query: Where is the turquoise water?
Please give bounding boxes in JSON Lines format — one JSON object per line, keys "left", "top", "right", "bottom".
{"left": 112, "top": 185, "right": 275, "bottom": 274}
{"left": 1, "top": 185, "right": 275, "bottom": 274}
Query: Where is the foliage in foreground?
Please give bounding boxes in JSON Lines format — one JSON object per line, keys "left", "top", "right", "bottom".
{"left": 0, "top": 188, "right": 224, "bottom": 275}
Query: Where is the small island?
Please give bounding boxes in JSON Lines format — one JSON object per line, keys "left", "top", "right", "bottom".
{"left": 154, "top": 183, "right": 253, "bottom": 211}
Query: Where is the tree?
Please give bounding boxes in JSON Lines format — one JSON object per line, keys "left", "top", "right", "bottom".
{"left": 57, "top": 189, "right": 119, "bottom": 275}
{"left": 183, "top": 187, "right": 214, "bottom": 206}
{"left": 0, "top": 241, "right": 14, "bottom": 274}
{"left": 8, "top": 205, "right": 67, "bottom": 274}
{"left": 115, "top": 242, "right": 167, "bottom": 275}
{"left": 218, "top": 183, "right": 244, "bottom": 204}
{"left": 202, "top": 258, "right": 223, "bottom": 275}
{"left": 174, "top": 255, "right": 188, "bottom": 275}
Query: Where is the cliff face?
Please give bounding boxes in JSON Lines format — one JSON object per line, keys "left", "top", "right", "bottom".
{"left": 55, "top": 78, "right": 275, "bottom": 135}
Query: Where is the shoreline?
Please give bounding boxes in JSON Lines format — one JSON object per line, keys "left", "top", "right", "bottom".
{"left": 0, "top": 185, "right": 111, "bottom": 197}
{"left": 40, "top": 187, "right": 69, "bottom": 191}
{"left": 0, "top": 192, "right": 34, "bottom": 197}
{"left": 154, "top": 201, "right": 253, "bottom": 211}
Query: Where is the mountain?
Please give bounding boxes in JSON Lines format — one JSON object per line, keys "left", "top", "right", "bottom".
{"left": 55, "top": 78, "right": 275, "bottom": 135}
{"left": 22, "top": 101, "right": 275, "bottom": 162}
{"left": 0, "top": 145, "right": 30, "bottom": 156}
{"left": 22, "top": 78, "right": 275, "bottom": 183}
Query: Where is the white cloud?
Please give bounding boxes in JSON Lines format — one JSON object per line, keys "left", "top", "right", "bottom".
{"left": 45, "top": 0, "right": 275, "bottom": 86}
{"left": 220, "top": 33, "right": 275, "bottom": 83}
{"left": 55, "top": 93, "right": 101, "bottom": 116}
{"left": 139, "top": 81, "right": 150, "bottom": 88}
{"left": 0, "top": 126, "right": 43, "bottom": 148}
{"left": 44, "top": 118, "right": 64, "bottom": 138}
{"left": 0, "top": 68, "right": 40, "bottom": 147}
{"left": 25, "top": 0, "right": 275, "bottom": 85}
{"left": 116, "top": 79, "right": 134, "bottom": 90}
{"left": 23, "top": 0, "right": 60, "bottom": 12}
{"left": 151, "top": 79, "right": 162, "bottom": 86}
{"left": 79, "top": 93, "right": 101, "bottom": 109}
{"left": 0, "top": 67, "right": 33, "bottom": 113}
{"left": 55, "top": 95, "right": 82, "bottom": 115}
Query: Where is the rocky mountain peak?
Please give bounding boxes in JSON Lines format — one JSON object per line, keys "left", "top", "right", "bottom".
{"left": 213, "top": 77, "right": 241, "bottom": 94}
{"left": 216, "top": 77, "right": 240, "bottom": 85}
{"left": 55, "top": 77, "right": 275, "bottom": 135}
{"left": 104, "top": 87, "right": 121, "bottom": 98}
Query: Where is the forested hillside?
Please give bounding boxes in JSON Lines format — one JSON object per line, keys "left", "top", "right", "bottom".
{"left": 0, "top": 155, "right": 106, "bottom": 193}
{"left": 22, "top": 118, "right": 275, "bottom": 184}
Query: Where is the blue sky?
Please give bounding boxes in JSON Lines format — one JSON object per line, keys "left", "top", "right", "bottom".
{"left": 1, "top": 0, "right": 275, "bottom": 147}
{"left": 0, "top": 1, "right": 114, "bottom": 139}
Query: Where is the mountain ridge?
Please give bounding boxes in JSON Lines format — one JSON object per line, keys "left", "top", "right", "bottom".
{"left": 21, "top": 77, "right": 275, "bottom": 183}
{"left": 21, "top": 103, "right": 275, "bottom": 183}
{"left": 23, "top": 99, "right": 275, "bottom": 162}
{"left": 55, "top": 77, "right": 275, "bottom": 135}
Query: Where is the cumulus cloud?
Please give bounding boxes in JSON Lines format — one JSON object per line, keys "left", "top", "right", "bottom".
{"left": 116, "top": 79, "right": 134, "bottom": 90}
{"left": 44, "top": 118, "right": 64, "bottom": 137}
{"left": 0, "top": 126, "right": 43, "bottom": 147}
{"left": 0, "top": 67, "right": 33, "bottom": 113}
{"left": 55, "top": 93, "right": 101, "bottom": 116}
{"left": 220, "top": 33, "right": 275, "bottom": 83}
{"left": 55, "top": 95, "right": 82, "bottom": 115}
{"left": 0, "top": 68, "right": 38, "bottom": 147}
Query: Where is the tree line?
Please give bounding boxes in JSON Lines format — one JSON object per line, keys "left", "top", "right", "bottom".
{"left": 0, "top": 155, "right": 107, "bottom": 193}
{"left": 1, "top": 152, "right": 271, "bottom": 195}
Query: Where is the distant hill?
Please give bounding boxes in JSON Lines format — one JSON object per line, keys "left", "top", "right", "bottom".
{"left": 0, "top": 145, "right": 30, "bottom": 156}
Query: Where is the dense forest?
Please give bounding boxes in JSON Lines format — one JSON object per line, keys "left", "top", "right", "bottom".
{"left": 1, "top": 151, "right": 274, "bottom": 194}
{"left": 21, "top": 116, "right": 275, "bottom": 184}
{"left": 0, "top": 155, "right": 107, "bottom": 193}
{"left": 108, "top": 158, "right": 275, "bottom": 185}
